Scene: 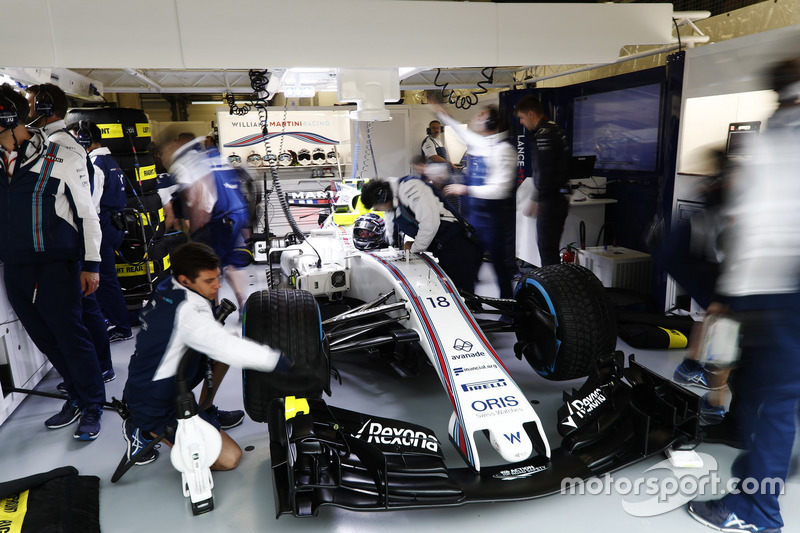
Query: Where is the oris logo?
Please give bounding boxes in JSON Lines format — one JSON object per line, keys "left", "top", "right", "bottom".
{"left": 471, "top": 395, "right": 519, "bottom": 412}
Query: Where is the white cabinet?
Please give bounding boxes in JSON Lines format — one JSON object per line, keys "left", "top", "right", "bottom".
{"left": 0, "top": 265, "right": 51, "bottom": 427}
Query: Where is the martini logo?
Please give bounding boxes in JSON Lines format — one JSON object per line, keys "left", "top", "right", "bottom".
{"left": 453, "top": 338, "right": 473, "bottom": 351}
{"left": 289, "top": 191, "right": 329, "bottom": 200}
{"left": 354, "top": 420, "right": 439, "bottom": 452}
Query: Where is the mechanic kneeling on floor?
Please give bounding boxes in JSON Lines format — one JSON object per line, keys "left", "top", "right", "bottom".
{"left": 360, "top": 177, "right": 478, "bottom": 293}
{"left": 121, "top": 242, "right": 292, "bottom": 469}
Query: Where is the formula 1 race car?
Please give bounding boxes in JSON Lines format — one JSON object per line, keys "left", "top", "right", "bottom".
{"left": 241, "top": 222, "right": 701, "bottom": 518}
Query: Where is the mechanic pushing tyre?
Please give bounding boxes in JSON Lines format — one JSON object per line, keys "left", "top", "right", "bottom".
{"left": 514, "top": 264, "right": 616, "bottom": 381}
{"left": 242, "top": 289, "right": 330, "bottom": 423}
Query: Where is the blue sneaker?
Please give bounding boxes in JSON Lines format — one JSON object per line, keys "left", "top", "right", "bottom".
{"left": 204, "top": 404, "right": 245, "bottom": 430}
{"left": 123, "top": 419, "right": 159, "bottom": 465}
{"left": 674, "top": 359, "right": 726, "bottom": 390}
{"left": 108, "top": 327, "right": 134, "bottom": 343}
{"left": 688, "top": 499, "right": 781, "bottom": 532}
{"left": 74, "top": 403, "right": 102, "bottom": 441}
{"left": 44, "top": 399, "right": 81, "bottom": 429}
{"left": 102, "top": 368, "right": 116, "bottom": 383}
{"left": 700, "top": 393, "right": 727, "bottom": 425}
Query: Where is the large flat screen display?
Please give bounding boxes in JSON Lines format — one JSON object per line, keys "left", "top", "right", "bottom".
{"left": 572, "top": 83, "right": 662, "bottom": 172}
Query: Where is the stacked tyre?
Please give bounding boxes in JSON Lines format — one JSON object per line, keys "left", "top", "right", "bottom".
{"left": 65, "top": 107, "right": 181, "bottom": 317}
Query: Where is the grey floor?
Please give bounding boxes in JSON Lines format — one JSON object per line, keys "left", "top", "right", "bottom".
{"left": 0, "top": 263, "right": 798, "bottom": 533}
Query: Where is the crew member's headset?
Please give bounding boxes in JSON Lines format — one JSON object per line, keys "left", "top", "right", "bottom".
{"left": 426, "top": 121, "right": 444, "bottom": 136}
{"left": 33, "top": 87, "right": 55, "bottom": 120}
{"left": 0, "top": 94, "right": 19, "bottom": 131}
{"left": 75, "top": 120, "right": 93, "bottom": 149}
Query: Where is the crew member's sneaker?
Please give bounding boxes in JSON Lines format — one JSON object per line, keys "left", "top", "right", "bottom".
{"left": 702, "top": 414, "right": 750, "bottom": 450}
{"left": 688, "top": 499, "right": 781, "bottom": 532}
{"left": 673, "top": 359, "right": 726, "bottom": 390}
{"left": 700, "top": 393, "right": 727, "bottom": 425}
{"left": 123, "top": 418, "right": 159, "bottom": 465}
{"left": 205, "top": 405, "right": 245, "bottom": 430}
{"left": 108, "top": 327, "right": 134, "bottom": 343}
{"left": 56, "top": 382, "right": 68, "bottom": 394}
{"left": 74, "top": 404, "right": 102, "bottom": 441}
{"left": 44, "top": 399, "right": 81, "bottom": 429}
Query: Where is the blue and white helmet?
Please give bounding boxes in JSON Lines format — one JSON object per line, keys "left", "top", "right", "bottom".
{"left": 353, "top": 213, "right": 386, "bottom": 250}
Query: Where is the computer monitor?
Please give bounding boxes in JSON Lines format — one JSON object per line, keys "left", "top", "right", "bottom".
{"left": 726, "top": 121, "right": 760, "bottom": 156}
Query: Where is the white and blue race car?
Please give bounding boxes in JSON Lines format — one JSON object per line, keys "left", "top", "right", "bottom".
{"left": 241, "top": 215, "right": 701, "bottom": 518}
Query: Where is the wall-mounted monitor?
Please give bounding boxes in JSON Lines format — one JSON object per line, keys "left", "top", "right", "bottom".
{"left": 572, "top": 83, "right": 662, "bottom": 172}
{"left": 726, "top": 121, "right": 760, "bottom": 156}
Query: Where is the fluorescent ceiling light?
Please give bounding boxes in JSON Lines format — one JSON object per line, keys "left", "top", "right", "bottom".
{"left": 190, "top": 100, "right": 227, "bottom": 105}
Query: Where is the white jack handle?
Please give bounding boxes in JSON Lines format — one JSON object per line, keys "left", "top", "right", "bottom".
{"left": 170, "top": 415, "right": 223, "bottom": 515}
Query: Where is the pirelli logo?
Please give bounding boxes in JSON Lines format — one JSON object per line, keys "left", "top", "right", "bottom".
{"left": 116, "top": 255, "right": 171, "bottom": 277}
{"left": 136, "top": 165, "right": 157, "bottom": 181}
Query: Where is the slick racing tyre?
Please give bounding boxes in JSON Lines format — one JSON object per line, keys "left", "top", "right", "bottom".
{"left": 242, "top": 289, "right": 330, "bottom": 423}
{"left": 115, "top": 153, "right": 158, "bottom": 195}
{"left": 514, "top": 264, "right": 616, "bottom": 381}
{"left": 65, "top": 107, "right": 151, "bottom": 153}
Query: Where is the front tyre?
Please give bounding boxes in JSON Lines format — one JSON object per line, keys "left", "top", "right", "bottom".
{"left": 514, "top": 264, "right": 616, "bottom": 381}
{"left": 242, "top": 289, "right": 329, "bottom": 423}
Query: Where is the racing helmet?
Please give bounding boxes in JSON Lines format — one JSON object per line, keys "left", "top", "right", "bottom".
{"left": 353, "top": 213, "right": 386, "bottom": 251}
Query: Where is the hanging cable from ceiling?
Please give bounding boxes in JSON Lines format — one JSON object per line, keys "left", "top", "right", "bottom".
{"left": 433, "top": 67, "right": 496, "bottom": 110}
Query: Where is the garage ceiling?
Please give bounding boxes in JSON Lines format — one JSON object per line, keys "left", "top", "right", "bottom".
{"left": 0, "top": 0, "right": 718, "bottom": 102}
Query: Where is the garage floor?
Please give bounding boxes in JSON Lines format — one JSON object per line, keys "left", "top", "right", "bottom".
{"left": 0, "top": 263, "right": 797, "bottom": 533}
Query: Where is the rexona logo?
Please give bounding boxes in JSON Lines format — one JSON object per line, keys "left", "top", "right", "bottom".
{"left": 561, "top": 387, "right": 607, "bottom": 429}
{"left": 353, "top": 420, "right": 439, "bottom": 452}
{"left": 461, "top": 378, "right": 507, "bottom": 392}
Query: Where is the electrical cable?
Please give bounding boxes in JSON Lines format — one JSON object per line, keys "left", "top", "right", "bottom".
{"left": 673, "top": 18, "right": 683, "bottom": 52}
{"left": 433, "top": 67, "right": 495, "bottom": 110}
{"left": 232, "top": 70, "right": 324, "bottom": 268}
{"left": 366, "top": 121, "right": 379, "bottom": 179}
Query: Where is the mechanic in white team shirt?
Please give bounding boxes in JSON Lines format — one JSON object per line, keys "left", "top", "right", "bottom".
{"left": 360, "top": 175, "right": 478, "bottom": 293}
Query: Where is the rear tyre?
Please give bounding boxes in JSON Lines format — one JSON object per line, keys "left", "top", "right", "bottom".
{"left": 242, "top": 289, "right": 329, "bottom": 423}
{"left": 514, "top": 264, "right": 616, "bottom": 381}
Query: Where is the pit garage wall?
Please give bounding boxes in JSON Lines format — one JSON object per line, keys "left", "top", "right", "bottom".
{"left": 666, "top": 25, "right": 800, "bottom": 312}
